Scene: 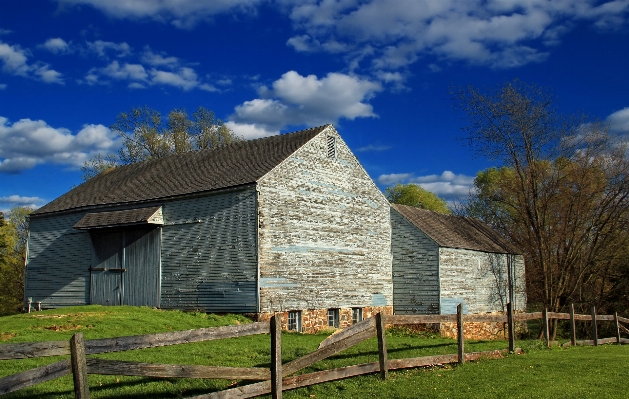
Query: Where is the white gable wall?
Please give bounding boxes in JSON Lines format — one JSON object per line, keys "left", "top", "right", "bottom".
{"left": 256, "top": 126, "right": 392, "bottom": 315}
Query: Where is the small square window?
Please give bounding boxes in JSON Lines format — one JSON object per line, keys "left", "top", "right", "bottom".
{"left": 352, "top": 308, "right": 363, "bottom": 324}
{"left": 288, "top": 310, "right": 301, "bottom": 331}
{"left": 327, "top": 308, "right": 340, "bottom": 328}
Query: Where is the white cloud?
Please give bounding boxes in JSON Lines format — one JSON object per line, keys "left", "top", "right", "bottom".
{"left": 0, "top": 41, "right": 64, "bottom": 84}
{"left": 225, "top": 121, "right": 278, "bottom": 139}
{"left": 377, "top": 170, "right": 476, "bottom": 200}
{"left": 0, "top": 116, "right": 120, "bottom": 173}
{"left": 355, "top": 144, "right": 391, "bottom": 152}
{"left": 150, "top": 67, "right": 200, "bottom": 90}
{"left": 141, "top": 47, "right": 179, "bottom": 68}
{"left": 56, "top": 0, "right": 263, "bottom": 28}
{"left": 40, "top": 38, "right": 73, "bottom": 54}
{"left": 230, "top": 70, "right": 381, "bottom": 131}
{"left": 0, "top": 195, "right": 45, "bottom": 210}
{"left": 0, "top": 83, "right": 6, "bottom": 89}
{"left": 284, "top": 0, "right": 629, "bottom": 71}
{"left": 86, "top": 40, "right": 132, "bottom": 58}
{"left": 608, "top": 107, "right": 629, "bottom": 133}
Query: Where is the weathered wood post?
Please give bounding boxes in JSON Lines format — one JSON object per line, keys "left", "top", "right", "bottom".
{"left": 542, "top": 308, "right": 550, "bottom": 348}
{"left": 569, "top": 303, "right": 576, "bottom": 347}
{"left": 507, "top": 302, "right": 515, "bottom": 353}
{"left": 70, "top": 333, "right": 89, "bottom": 399}
{"left": 270, "top": 314, "right": 282, "bottom": 399}
{"left": 614, "top": 312, "right": 621, "bottom": 344}
{"left": 376, "top": 312, "right": 388, "bottom": 380}
{"left": 457, "top": 303, "right": 464, "bottom": 364}
{"left": 591, "top": 306, "right": 598, "bottom": 346}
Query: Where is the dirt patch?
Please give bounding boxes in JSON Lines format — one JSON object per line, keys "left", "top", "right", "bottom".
{"left": 31, "top": 312, "right": 111, "bottom": 319}
{"left": 1, "top": 332, "right": 16, "bottom": 341}
{"left": 42, "top": 324, "right": 94, "bottom": 332}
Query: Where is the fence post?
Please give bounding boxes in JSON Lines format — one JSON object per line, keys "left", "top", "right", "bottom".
{"left": 376, "top": 312, "right": 388, "bottom": 380}
{"left": 70, "top": 332, "right": 89, "bottom": 399}
{"left": 591, "top": 306, "right": 598, "bottom": 346}
{"left": 270, "top": 314, "right": 282, "bottom": 399}
{"left": 507, "top": 302, "right": 515, "bottom": 353}
{"left": 569, "top": 303, "right": 576, "bottom": 346}
{"left": 614, "top": 312, "right": 621, "bottom": 344}
{"left": 457, "top": 303, "right": 465, "bottom": 364}
{"left": 542, "top": 308, "right": 550, "bottom": 348}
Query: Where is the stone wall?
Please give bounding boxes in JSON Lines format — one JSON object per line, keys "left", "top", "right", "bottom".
{"left": 258, "top": 306, "right": 393, "bottom": 333}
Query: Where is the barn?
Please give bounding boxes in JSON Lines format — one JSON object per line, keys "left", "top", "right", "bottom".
{"left": 25, "top": 125, "right": 393, "bottom": 332}
{"left": 390, "top": 204, "right": 526, "bottom": 318}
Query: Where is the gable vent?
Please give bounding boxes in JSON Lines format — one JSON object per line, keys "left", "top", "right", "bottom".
{"left": 327, "top": 135, "right": 336, "bottom": 158}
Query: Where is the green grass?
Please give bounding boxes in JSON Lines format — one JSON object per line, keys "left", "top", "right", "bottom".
{"left": 1, "top": 307, "right": 627, "bottom": 398}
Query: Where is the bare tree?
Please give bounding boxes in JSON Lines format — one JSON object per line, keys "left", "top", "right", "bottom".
{"left": 455, "top": 80, "right": 629, "bottom": 338}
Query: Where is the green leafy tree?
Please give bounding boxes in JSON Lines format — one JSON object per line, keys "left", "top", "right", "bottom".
{"left": 81, "top": 106, "right": 242, "bottom": 181}
{"left": 0, "top": 207, "right": 32, "bottom": 315}
{"left": 455, "top": 80, "right": 629, "bottom": 337}
{"left": 385, "top": 183, "right": 451, "bottom": 214}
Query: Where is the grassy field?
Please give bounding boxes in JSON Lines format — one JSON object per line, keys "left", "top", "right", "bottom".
{"left": 0, "top": 306, "right": 627, "bottom": 398}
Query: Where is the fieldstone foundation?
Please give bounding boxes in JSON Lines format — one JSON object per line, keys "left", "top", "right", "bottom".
{"left": 258, "top": 306, "right": 393, "bottom": 333}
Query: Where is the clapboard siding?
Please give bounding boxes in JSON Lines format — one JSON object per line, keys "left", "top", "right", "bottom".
{"left": 390, "top": 208, "right": 440, "bottom": 314}
{"left": 160, "top": 187, "right": 258, "bottom": 312}
{"left": 257, "top": 127, "right": 392, "bottom": 312}
{"left": 26, "top": 213, "right": 91, "bottom": 307}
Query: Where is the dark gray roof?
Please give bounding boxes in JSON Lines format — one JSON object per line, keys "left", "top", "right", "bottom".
{"left": 74, "top": 206, "right": 163, "bottom": 230}
{"left": 34, "top": 125, "right": 329, "bottom": 216}
{"left": 391, "top": 204, "right": 520, "bottom": 254}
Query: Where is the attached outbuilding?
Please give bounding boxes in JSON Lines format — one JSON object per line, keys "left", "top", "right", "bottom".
{"left": 390, "top": 204, "right": 526, "bottom": 320}
{"left": 25, "top": 125, "right": 393, "bottom": 331}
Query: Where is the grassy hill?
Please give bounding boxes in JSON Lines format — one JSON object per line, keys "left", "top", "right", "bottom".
{"left": 1, "top": 306, "right": 627, "bottom": 398}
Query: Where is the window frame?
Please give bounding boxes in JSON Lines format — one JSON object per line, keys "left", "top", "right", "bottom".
{"left": 352, "top": 307, "right": 363, "bottom": 324}
{"left": 327, "top": 308, "right": 340, "bottom": 328}
{"left": 287, "top": 310, "right": 302, "bottom": 332}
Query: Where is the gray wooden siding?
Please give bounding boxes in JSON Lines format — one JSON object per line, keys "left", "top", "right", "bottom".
{"left": 123, "top": 227, "right": 161, "bottom": 307}
{"left": 26, "top": 212, "right": 92, "bottom": 307}
{"left": 390, "top": 208, "right": 440, "bottom": 314}
{"left": 160, "top": 187, "right": 258, "bottom": 312}
{"left": 257, "top": 127, "right": 392, "bottom": 312}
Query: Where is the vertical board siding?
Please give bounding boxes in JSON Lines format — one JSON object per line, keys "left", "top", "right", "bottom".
{"left": 390, "top": 209, "right": 440, "bottom": 314}
{"left": 122, "top": 228, "right": 161, "bottom": 307}
{"left": 257, "top": 128, "right": 392, "bottom": 312}
{"left": 26, "top": 213, "right": 92, "bottom": 307}
{"left": 512, "top": 255, "right": 527, "bottom": 312}
{"left": 160, "top": 188, "right": 258, "bottom": 312}
{"left": 90, "top": 231, "right": 123, "bottom": 306}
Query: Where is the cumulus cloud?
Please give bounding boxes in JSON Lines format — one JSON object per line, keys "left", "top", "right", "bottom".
{"left": 86, "top": 40, "right": 132, "bottom": 58}
{"left": 0, "top": 116, "right": 120, "bottom": 173}
{"left": 225, "top": 121, "right": 278, "bottom": 139}
{"left": 40, "top": 38, "right": 73, "bottom": 54}
{"left": 377, "top": 170, "right": 476, "bottom": 200}
{"left": 608, "top": 107, "right": 629, "bottom": 133}
{"left": 230, "top": 70, "right": 381, "bottom": 131}
{"left": 0, "top": 195, "right": 45, "bottom": 210}
{"left": 56, "top": 0, "right": 263, "bottom": 28}
{"left": 284, "top": 0, "right": 629, "bottom": 71}
{"left": 0, "top": 41, "right": 64, "bottom": 83}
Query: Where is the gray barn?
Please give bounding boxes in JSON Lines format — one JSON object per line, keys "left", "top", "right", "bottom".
{"left": 25, "top": 125, "right": 393, "bottom": 331}
{"left": 390, "top": 204, "right": 526, "bottom": 317}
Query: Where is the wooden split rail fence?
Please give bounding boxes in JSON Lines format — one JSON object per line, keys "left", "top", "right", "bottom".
{"left": 1, "top": 303, "right": 627, "bottom": 399}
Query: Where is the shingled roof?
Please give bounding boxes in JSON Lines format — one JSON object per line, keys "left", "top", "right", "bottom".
{"left": 391, "top": 204, "right": 520, "bottom": 254}
{"left": 34, "top": 125, "right": 329, "bottom": 216}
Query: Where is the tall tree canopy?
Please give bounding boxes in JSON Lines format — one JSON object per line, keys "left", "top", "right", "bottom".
{"left": 81, "top": 106, "right": 242, "bottom": 181}
{"left": 0, "top": 207, "right": 31, "bottom": 315}
{"left": 385, "top": 183, "right": 451, "bottom": 214}
{"left": 455, "top": 80, "right": 629, "bottom": 337}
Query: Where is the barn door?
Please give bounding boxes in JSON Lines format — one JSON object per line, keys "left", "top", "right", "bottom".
{"left": 122, "top": 227, "right": 161, "bottom": 307}
{"left": 90, "top": 231, "right": 124, "bottom": 306}
{"left": 90, "top": 228, "right": 161, "bottom": 307}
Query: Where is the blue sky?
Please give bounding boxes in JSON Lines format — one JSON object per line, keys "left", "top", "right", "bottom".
{"left": 1, "top": 0, "right": 629, "bottom": 212}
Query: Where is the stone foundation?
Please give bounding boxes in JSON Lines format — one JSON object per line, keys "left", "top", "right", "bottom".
{"left": 258, "top": 306, "right": 393, "bottom": 333}
{"left": 440, "top": 321, "right": 507, "bottom": 340}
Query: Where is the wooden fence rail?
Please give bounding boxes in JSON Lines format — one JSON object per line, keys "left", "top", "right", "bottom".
{"left": 1, "top": 304, "right": 627, "bottom": 399}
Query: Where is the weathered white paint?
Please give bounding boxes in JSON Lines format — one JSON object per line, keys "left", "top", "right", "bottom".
{"left": 439, "top": 247, "right": 526, "bottom": 314}
{"left": 257, "top": 126, "right": 392, "bottom": 313}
